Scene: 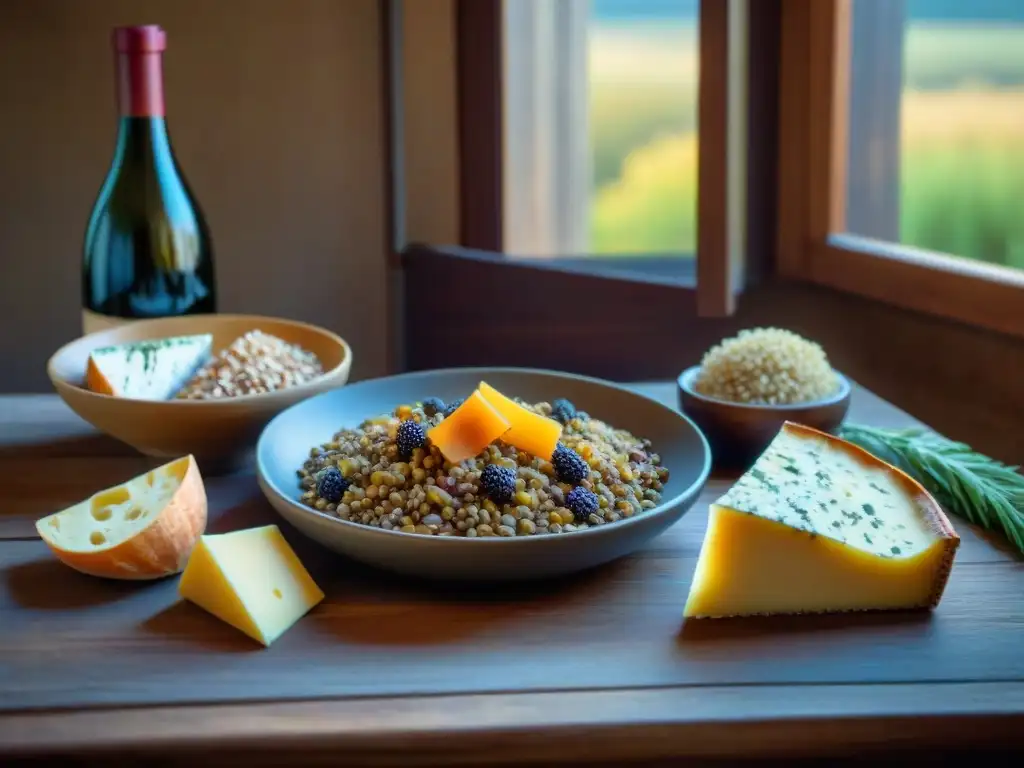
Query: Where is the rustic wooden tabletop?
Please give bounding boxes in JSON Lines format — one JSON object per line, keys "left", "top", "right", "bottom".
{"left": 1, "top": 382, "right": 1022, "bottom": 766}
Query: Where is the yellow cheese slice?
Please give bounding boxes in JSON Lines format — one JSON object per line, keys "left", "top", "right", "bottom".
{"left": 684, "top": 421, "right": 959, "bottom": 619}
{"left": 178, "top": 524, "right": 325, "bottom": 646}
{"left": 477, "top": 381, "right": 563, "bottom": 460}
{"left": 36, "top": 455, "right": 207, "bottom": 580}
{"left": 86, "top": 333, "right": 213, "bottom": 400}
{"left": 427, "top": 389, "right": 511, "bottom": 464}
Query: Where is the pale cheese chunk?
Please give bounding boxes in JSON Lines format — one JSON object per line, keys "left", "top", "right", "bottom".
{"left": 86, "top": 334, "right": 213, "bottom": 400}
{"left": 178, "top": 524, "right": 325, "bottom": 646}
{"left": 35, "top": 455, "right": 207, "bottom": 580}
{"left": 684, "top": 421, "right": 959, "bottom": 619}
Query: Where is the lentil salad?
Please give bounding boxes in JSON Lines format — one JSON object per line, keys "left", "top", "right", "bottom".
{"left": 297, "top": 395, "right": 670, "bottom": 537}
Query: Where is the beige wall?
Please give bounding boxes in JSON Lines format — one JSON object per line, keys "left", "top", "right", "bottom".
{"left": 0, "top": 0, "right": 389, "bottom": 391}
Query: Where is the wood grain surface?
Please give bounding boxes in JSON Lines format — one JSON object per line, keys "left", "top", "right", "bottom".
{"left": 1, "top": 383, "right": 1022, "bottom": 764}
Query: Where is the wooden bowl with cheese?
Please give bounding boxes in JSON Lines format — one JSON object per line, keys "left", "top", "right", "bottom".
{"left": 46, "top": 314, "right": 352, "bottom": 472}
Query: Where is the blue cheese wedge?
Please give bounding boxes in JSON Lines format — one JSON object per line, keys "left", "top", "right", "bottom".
{"left": 684, "top": 421, "right": 959, "bottom": 619}
{"left": 86, "top": 334, "right": 214, "bottom": 401}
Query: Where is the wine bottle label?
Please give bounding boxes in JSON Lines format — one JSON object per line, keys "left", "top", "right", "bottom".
{"left": 82, "top": 309, "right": 136, "bottom": 336}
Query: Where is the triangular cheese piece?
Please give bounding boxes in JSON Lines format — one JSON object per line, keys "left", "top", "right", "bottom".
{"left": 684, "top": 421, "right": 959, "bottom": 619}
{"left": 86, "top": 333, "right": 213, "bottom": 400}
{"left": 178, "top": 525, "right": 325, "bottom": 645}
{"left": 178, "top": 536, "right": 263, "bottom": 642}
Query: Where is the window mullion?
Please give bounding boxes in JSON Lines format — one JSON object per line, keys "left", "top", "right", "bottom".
{"left": 696, "top": 0, "right": 749, "bottom": 317}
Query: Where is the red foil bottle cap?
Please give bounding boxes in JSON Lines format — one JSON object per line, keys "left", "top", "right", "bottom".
{"left": 113, "top": 25, "right": 166, "bottom": 54}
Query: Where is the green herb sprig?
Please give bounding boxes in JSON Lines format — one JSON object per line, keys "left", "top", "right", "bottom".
{"left": 838, "top": 423, "right": 1024, "bottom": 553}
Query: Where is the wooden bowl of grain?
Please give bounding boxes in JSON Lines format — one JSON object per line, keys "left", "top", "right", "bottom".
{"left": 47, "top": 314, "right": 352, "bottom": 473}
{"left": 677, "top": 328, "right": 851, "bottom": 471}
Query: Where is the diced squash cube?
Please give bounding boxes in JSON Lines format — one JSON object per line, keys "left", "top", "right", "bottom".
{"left": 427, "top": 390, "right": 511, "bottom": 463}
{"left": 477, "top": 381, "right": 563, "bottom": 461}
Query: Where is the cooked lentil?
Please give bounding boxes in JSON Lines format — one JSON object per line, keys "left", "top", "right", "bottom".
{"left": 297, "top": 398, "right": 670, "bottom": 537}
{"left": 694, "top": 327, "right": 838, "bottom": 405}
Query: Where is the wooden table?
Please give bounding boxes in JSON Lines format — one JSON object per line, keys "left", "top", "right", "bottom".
{"left": 1, "top": 383, "right": 1022, "bottom": 766}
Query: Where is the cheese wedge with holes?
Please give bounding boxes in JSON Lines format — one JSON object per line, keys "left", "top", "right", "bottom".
{"left": 35, "top": 455, "right": 207, "bottom": 580}
{"left": 178, "top": 525, "right": 325, "bottom": 646}
{"left": 684, "top": 422, "right": 959, "bottom": 619}
{"left": 86, "top": 334, "right": 213, "bottom": 400}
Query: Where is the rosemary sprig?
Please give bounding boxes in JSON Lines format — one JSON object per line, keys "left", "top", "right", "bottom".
{"left": 838, "top": 423, "right": 1024, "bottom": 553}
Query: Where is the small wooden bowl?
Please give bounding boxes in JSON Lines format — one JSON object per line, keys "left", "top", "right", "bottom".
{"left": 677, "top": 365, "right": 851, "bottom": 471}
{"left": 47, "top": 314, "right": 352, "bottom": 473}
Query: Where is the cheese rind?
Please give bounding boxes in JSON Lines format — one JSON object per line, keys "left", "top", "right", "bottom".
{"left": 684, "top": 421, "right": 959, "bottom": 619}
{"left": 86, "top": 334, "right": 214, "bottom": 400}
{"left": 178, "top": 525, "right": 325, "bottom": 646}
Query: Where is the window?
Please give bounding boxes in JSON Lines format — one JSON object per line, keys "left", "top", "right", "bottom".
{"left": 395, "top": 0, "right": 754, "bottom": 377}
{"left": 848, "top": 0, "right": 1024, "bottom": 270}
{"left": 777, "top": 0, "right": 1024, "bottom": 338}
{"left": 502, "top": 0, "right": 701, "bottom": 259}
{"left": 491, "top": 0, "right": 749, "bottom": 316}
{"left": 394, "top": 0, "right": 1020, "bottom": 380}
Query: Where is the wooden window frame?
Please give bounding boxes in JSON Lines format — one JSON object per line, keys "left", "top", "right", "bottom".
{"left": 389, "top": 0, "right": 780, "bottom": 376}
{"left": 444, "top": 0, "right": 767, "bottom": 316}
{"left": 776, "top": 0, "right": 1024, "bottom": 340}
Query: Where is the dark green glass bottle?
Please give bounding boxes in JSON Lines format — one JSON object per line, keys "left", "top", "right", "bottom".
{"left": 82, "top": 25, "right": 216, "bottom": 335}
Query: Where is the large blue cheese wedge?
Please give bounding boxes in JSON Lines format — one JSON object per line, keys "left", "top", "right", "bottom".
{"left": 684, "top": 421, "right": 959, "bottom": 619}
{"left": 86, "top": 334, "right": 213, "bottom": 401}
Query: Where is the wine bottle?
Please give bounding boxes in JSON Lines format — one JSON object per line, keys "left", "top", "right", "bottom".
{"left": 82, "top": 25, "right": 216, "bottom": 336}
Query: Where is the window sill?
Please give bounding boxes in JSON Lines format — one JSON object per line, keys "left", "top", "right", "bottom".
{"left": 406, "top": 244, "right": 698, "bottom": 289}
{"left": 400, "top": 243, "right": 702, "bottom": 380}
{"left": 785, "top": 233, "right": 1024, "bottom": 340}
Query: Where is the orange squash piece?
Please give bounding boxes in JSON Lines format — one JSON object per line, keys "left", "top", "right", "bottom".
{"left": 427, "top": 390, "right": 511, "bottom": 463}
{"left": 477, "top": 381, "right": 563, "bottom": 461}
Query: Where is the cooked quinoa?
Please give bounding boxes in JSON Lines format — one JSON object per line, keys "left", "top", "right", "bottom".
{"left": 297, "top": 398, "right": 669, "bottom": 537}
{"left": 694, "top": 327, "right": 839, "bottom": 405}
{"left": 176, "top": 330, "right": 323, "bottom": 400}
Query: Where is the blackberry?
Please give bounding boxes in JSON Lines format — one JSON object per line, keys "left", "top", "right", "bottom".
{"left": 480, "top": 464, "right": 516, "bottom": 504}
{"left": 396, "top": 419, "right": 427, "bottom": 458}
{"left": 550, "top": 398, "right": 577, "bottom": 424}
{"left": 421, "top": 397, "right": 445, "bottom": 417}
{"left": 316, "top": 466, "right": 349, "bottom": 503}
{"left": 566, "top": 486, "right": 599, "bottom": 522}
{"left": 443, "top": 398, "right": 465, "bottom": 418}
{"left": 551, "top": 443, "right": 588, "bottom": 484}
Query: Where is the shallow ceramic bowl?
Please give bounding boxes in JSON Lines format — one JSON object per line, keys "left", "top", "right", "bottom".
{"left": 677, "top": 365, "right": 851, "bottom": 470}
{"left": 256, "top": 367, "right": 711, "bottom": 581}
{"left": 47, "top": 314, "right": 352, "bottom": 471}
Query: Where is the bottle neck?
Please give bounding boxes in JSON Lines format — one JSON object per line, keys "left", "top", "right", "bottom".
{"left": 115, "top": 50, "right": 165, "bottom": 117}
{"left": 111, "top": 116, "right": 173, "bottom": 167}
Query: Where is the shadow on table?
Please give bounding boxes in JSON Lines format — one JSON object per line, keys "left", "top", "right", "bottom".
{"left": 0, "top": 433, "right": 139, "bottom": 460}
{"left": 969, "top": 525, "right": 1024, "bottom": 562}
{"left": 140, "top": 600, "right": 265, "bottom": 652}
{"left": 3, "top": 556, "right": 147, "bottom": 609}
{"left": 675, "top": 609, "right": 933, "bottom": 645}
{"left": 305, "top": 545, "right": 640, "bottom": 646}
